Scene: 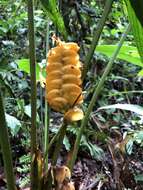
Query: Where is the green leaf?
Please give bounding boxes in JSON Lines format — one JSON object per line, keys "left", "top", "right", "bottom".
{"left": 5, "top": 113, "right": 21, "bottom": 136}
{"left": 138, "top": 69, "right": 143, "bottom": 76}
{"left": 40, "top": 0, "right": 67, "bottom": 40}
{"left": 96, "top": 45, "right": 143, "bottom": 67}
{"left": 16, "top": 59, "right": 40, "bottom": 81}
{"left": 126, "top": 139, "right": 133, "bottom": 155}
{"left": 16, "top": 59, "right": 30, "bottom": 72}
{"left": 81, "top": 135, "right": 104, "bottom": 160}
{"left": 24, "top": 104, "right": 40, "bottom": 123}
{"left": 135, "top": 174, "right": 143, "bottom": 182}
{"left": 134, "top": 131, "right": 143, "bottom": 144}
{"left": 63, "top": 135, "right": 71, "bottom": 151}
{"left": 98, "top": 104, "right": 143, "bottom": 116}
{"left": 0, "top": 63, "right": 12, "bottom": 71}
{"left": 124, "top": 0, "right": 143, "bottom": 63}
{"left": 88, "top": 142, "right": 104, "bottom": 160}
{"left": 126, "top": 131, "right": 143, "bottom": 155}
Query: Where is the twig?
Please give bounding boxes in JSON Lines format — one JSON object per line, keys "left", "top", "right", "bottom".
{"left": 82, "top": 178, "right": 100, "bottom": 190}
{"left": 97, "top": 180, "right": 103, "bottom": 190}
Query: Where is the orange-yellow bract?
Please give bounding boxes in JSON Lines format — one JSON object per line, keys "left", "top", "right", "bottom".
{"left": 62, "top": 182, "right": 75, "bottom": 190}
{"left": 54, "top": 165, "right": 71, "bottom": 184}
{"left": 46, "top": 40, "right": 84, "bottom": 121}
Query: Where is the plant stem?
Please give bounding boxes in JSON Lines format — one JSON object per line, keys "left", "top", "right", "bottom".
{"left": 68, "top": 24, "right": 131, "bottom": 171}
{"left": 28, "top": 0, "right": 37, "bottom": 155}
{"left": 82, "top": 0, "right": 114, "bottom": 80}
{"left": 28, "top": 0, "right": 37, "bottom": 189}
{"left": 44, "top": 102, "right": 49, "bottom": 168}
{"left": 52, "top": 120, "right": 67, "bottom": 165}
{"left": 46, "top": 20, "right": 50, "bottom": 55}
{"left": 44, "top": 20, "right": 50, "bottom": 170}
{"left": 40, "top": 88, "right": 43, "bottom": 151}
{"left": 0, "top": 91, "right": 16, "bottom": 190}
{"left": 44, "top": 123, "right": 65, "bottom": 161}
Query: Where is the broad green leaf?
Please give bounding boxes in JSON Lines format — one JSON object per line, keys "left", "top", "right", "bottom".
{"left": 138, "top": 69, "right": 143, "bottom": 76}
{"left": 40, "top": 0, "right": 67, "bottom": 40}
{"left": 16, "top": 59, "right": 40, "bottom": 81}
{"left": 5, "top": 113, "right": 21, "bottom": 136}
{"left": 124, "top": 0, "right": 143, "bottom": 63}
{"left": 16, "top": 59, "right": 30, "bottom": 73}
{"left": 96, "top": 45, "right": 143, "bottom": 67}
{"left": 24, "top": 104, "right": 40, "bottom": 123}
{"left": 98, "top": 104, "right": 143, "bottom": 116}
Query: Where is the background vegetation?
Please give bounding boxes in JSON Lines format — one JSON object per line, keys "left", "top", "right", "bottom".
{"left": 0, "top": 0, "right": 143, "bottom": 190}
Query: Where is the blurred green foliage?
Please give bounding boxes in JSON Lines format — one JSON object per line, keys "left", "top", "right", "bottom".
{"left": 0, "top": 1, "right": 143, "bottom": 188}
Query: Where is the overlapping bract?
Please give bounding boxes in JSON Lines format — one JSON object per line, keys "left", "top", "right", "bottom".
{"left": 46, "top": 41, "right": 83, "bottom": 121}
{"left": 54, "top": 165, "right": 75, "bottom": 190}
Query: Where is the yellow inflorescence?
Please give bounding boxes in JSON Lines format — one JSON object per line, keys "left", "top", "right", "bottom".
{"left": 46, "top": 41, "right": 83, "bottom": 121}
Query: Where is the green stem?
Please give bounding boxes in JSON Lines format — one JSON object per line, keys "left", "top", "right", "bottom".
{"left": 28, "top": 0, "right": 37, "bottom": 189}
{"left": 28, "top": 0, "right": 37, "bottom": 155}
{"left": 46, "top": 20, "right": 50, "bottom": 56}
{"left": 82, "top": 0, "right": 114, "bottom": 80}
{"left": 44, "top": 122, "right": 65, "bottom": 161}
{"left": 0, "top": 91, "right": 16, "bottom": 190}
{"left": 68, "top": 24, "right": 131, "bottom": 171}
{"left": 44, "top": 102, "right": 49, "bottom": 168}
{"left": 52, "top": 120, "right": 67, "bottom": 165}
{"left": 44, "top": 20, "right": 50, "bottom": 170}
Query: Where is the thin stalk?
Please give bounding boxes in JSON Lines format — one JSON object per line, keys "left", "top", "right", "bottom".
{"left": 28, "top": 0, "right": 37, "bottom": 189}
{"left": 68, "top": 24, "right": 131, "bottom": 171}
{"left": 82, "top": 0, "right": 114, "bottom": 80}
{"left": 0, "top": 91, "right": 16, "bottom": 190}
{"left": 44, "top": 122, "right": 65, "bottom": 161}
{"left": 28, "top": 0, "right": 37, "bottom": 156}
{"left": 39, "top": 87, "right": 43, "bottom": 151}
{"left": 40, "top": 88, "right": 43, "bottom": 125}
{"left": 44, "top": 20, "right": 50, "bottom": 170}
{"left": 52, "top": 120, "right": 67, "bottom": 165}
{"left": 44, "top": 102, "right": 49, "bottom": 168}
{"left": 43, "top": 122, "right": 67, "bottom": 190}
{"left": 46, "top": 20, "right": 50, "bottom": 55}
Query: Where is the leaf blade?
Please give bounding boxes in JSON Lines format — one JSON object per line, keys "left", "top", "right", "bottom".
{"left": 96, "top": 45, "right": 143, "bottom": 67}
{"left": 40, "top": 0, "right": 67, "bottom": 40}
{"left": 16, "top": 59, "right": 41, "bottom": 81}
{"left": 98, "top": 104, "right": 143, "bottom": 116}
{"left": 124, "top": 0, "right": 143, "bottom": 63}
{"left": 5, "top": 113, "right": 21, "bottom": 136}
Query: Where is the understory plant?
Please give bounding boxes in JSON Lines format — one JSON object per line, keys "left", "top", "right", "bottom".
{"left": 0, "top": 0, "right": 143, "bottom": 190}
